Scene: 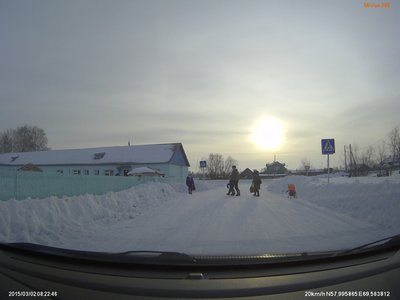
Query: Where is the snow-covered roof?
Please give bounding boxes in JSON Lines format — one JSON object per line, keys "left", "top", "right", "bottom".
{"left": 0, "top": 143, "right": 189, "bottom": 166}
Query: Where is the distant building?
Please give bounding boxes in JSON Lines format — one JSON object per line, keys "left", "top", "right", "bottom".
{"left": 381, "top": 155, "right": 400, "bottom": 168}
{"left": 0, "top": 143, "right": 190, "bottom": 181}
{"left": 263, "top": 161, "right": 287, "bottom": 174}
{"left": 240, "top": 168, "right": 253, "bottom": 179}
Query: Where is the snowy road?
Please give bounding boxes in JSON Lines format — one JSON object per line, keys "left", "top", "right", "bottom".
{"left": 82, "top": 182, "right": 387, "bottom": 255}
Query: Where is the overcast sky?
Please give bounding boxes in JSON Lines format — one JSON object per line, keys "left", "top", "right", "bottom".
{"left": 1, "top": 0, "right": 399, "bottom": 171}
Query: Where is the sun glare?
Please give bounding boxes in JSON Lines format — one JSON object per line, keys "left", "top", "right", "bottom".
{"left": 251, "top": 117, "right": 285, "bottom": 151}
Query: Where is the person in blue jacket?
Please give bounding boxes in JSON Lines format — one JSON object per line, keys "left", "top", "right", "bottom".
{"left": 186, "top": 173, "right": 195, "bottom": 194}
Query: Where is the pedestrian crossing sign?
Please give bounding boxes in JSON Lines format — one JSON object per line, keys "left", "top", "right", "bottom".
{"left": 321, "top": 139, "right": 335, "bottom": 155}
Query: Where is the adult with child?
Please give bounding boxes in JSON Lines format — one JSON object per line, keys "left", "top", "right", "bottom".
{"left": 227, "top": 165, "right": 240, "bottom": 196}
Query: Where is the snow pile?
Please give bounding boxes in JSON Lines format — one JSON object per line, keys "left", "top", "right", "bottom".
{"left": 0, "top": 182, "right": 177, "bottom": 246}
{"left": 266, "top": 173, "right": 400, "bottom": 229}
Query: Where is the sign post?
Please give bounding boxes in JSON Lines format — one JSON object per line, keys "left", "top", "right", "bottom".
{"left": 199, "top": 161, "right": 206, "bottom": 168}
{"left": 321, "top": 139, "right": 335, "bottom": 184}
{"left": 199, "top": 160, "right": 207, "bottom": 179}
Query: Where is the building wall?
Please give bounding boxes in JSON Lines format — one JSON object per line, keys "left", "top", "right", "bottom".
{"left": 0, "top": 163, "right": 188, "bottom": 181}
{"left": 0, "top": 169, "right": 168, "bottom": 201}
{"left": 170, "top": 146, "right": 189, "bottom": 166}
{"left": 164, "top": 164, "right": 188, "bottom": 181}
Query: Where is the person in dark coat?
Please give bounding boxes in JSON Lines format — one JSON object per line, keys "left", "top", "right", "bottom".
{"left": 227, "top": 166, "right": 240, "bottom": 196}
{"left": 186, "top": 173, "right": 195, "bottom": 194}
{"left": 252, "top": 170, "right": 262, "bottom": 197}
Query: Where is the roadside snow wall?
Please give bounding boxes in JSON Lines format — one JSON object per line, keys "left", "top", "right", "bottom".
{"left": 0, "top": 182, "right": 177, "bottom": 247}
{"left": 266, "top": 174, "right": 400, "bottom": 229}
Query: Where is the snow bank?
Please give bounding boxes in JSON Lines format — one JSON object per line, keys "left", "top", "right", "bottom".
{"left": 0, "top": 180, "right": 222, "bottom": 247}
{"left": 0, "top": 182, "right": 177, "bottom": 246}
{"left": 266, "top": 173, "right": 400, "bottom": 229}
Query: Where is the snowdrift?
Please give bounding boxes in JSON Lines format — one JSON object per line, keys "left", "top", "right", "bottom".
{"left": 0, "top": 183, "right": 177, "bottom": 246}
{"left": 0, "top": 180, "right": 223, "bottom": 247}
{"left": 266, "top": 173, "right": 400, "bottom": 229}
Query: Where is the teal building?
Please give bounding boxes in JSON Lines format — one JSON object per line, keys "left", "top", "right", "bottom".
{"left": 0, "top": 143, "right": 190, "bottom": 181}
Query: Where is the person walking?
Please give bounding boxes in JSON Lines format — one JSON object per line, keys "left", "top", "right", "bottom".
{"left": 186, "top": 173, "right": 195, "bottom": 194}
{"left": 227, "top": 165, "right": 240, "bottom": 196}
{"left": 252, "top": 169, "right": 262, "bottom": 197}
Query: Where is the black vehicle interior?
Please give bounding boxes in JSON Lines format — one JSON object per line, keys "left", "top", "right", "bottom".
{"left": 1, "top": 237, "right": 399, "bottom": 299}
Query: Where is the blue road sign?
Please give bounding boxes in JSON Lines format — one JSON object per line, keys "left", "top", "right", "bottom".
{"left": 321, "top": 139, "right": 335, "bottom": 155}
{"left": 200, "top": 160, "right": 207, "bottom": 168}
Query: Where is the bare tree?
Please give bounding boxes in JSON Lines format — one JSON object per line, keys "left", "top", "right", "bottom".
{"left": 300, "top": 158, "right": 311, "bottom": 175}
{"left": 207, "top": 153, "right": 225, "bottom": 179}
{"left": 205, "top": 153, "right": 238, "bottom": 179}
{"left": 377, "top": 141, "right": 386, "bottom": 165}
{"left": 351, "top": 143, "right": 360, "bottom": 165}
{"left": 0, "top": 125, "right": 49, "bottom": 153}
{"left": 223, "top": 156, "right": 238, "bottom": 177}
{"left": 361, "top": 146, "right": 375, "bottom": 168}
{"left": 0, "top": 129, "right": 14, "bottom": 153}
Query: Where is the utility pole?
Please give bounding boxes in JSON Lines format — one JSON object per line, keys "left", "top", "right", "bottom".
{"left": 349, "top": 144, "right": 352, "bottom": 177}
{"left": 348, "top": 144, "right": 358, "bottom": 177}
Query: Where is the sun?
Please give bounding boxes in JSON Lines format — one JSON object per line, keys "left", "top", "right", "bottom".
{"left": 251, "top": 116, "right": 285, "bottom": 151}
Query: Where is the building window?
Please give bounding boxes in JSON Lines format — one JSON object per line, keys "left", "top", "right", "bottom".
{"left": 94, "top": 170, "right": 100, "bottom": 176}
{"left": 104, "top": 170, "right": 114, "bottom": 176}
{"left": 73, "top": 170, "right": 81, "bottom": 175}
{"left": 83, "top": 170, "right": 89, "bottom": 175}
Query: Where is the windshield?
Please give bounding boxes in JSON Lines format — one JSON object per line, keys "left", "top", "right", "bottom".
{"left": 0, "top": 0, "right": 399, "bottom": 259}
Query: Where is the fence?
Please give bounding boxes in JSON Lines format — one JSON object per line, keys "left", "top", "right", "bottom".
{"left": 0, "top": 170, "right": 170, "bottom": 201}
